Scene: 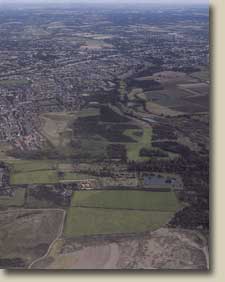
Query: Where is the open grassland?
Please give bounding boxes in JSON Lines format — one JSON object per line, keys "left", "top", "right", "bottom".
{"left": 64, "top": 190, "right": 182, "bottom": 237}
{"left": 146, "top": 101, "right": 182, "bottom": 117}
{"left": 73, "top": 137, "right": 108, "bottom": 160}
{"left": 77, "top": 107, "right": 100, "bottom": 118}
{"left": 64, "top": 207, "right": 173, "bottom": 237}
{"left": 71, "top": 190, "right": 181, "bottom": 212}
{"left": 0, "top": 209, "right": 64, "bottom": 268}
{"left": 35, "top": 106, "right": 152, "bottom": 162}
{"left": 119, "top": 80, "right": 127, "bottom": 99}
{"left": 0, "top": 79, "right": 31, "bottom": 87}
{"left": 7, "top": 159, "right": 58, "bottom": 173}
{"left": 124, "top": 128, "right": 152, "bottom": 161}
{"left": 7, "top": 159, "right": 92, "bottom": 185}
{"left": 10, "top": 170, "right": 58, "bottom": 185}
{"left": 0, "top": 189, "right": 25, "bottom": 208}
{"left": 139, "top": 71, "right": 208, "bottom": 116}
{"left": 60, "top": 172, "right": 95, "bottom": 181}
{"left": 8, "top": 160, "right": 59, "bottom": 185}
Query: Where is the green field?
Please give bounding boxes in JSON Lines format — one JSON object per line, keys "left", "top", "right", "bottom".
{"left": 64, "top": 190, "right": 181, "bottom": 237}
{"left": 0, "top": 79, "right": 31, "bottom": 87}
{"left": 60, "top": 172, "right": 95, "bottom": 182}
{"left": 74, "top": 137, "right": 107, "bottom": 160}
{"left": 0, "top": 189, "right": 25, "bottom": 207}
{"left": 124, "top": 128, "right": 152, "bottom": 161}
{"left": 77, "top": 107, "right": 100, "bottom": 118}
{"left": 8, "top": 160, "right": 59, "bottom": 185}
{"left": 64, "top": 207, "right": 173, "bottom": 237}
{"left": 71, "top": 190, "right": 180, "bottom": 211}
{"left": 7, "top": 159, "right": 93, "bottom": 185}
{"left": 7, "top": 160, "right": 57, "bottom": 173}
{"left": 10, "top": 170, "right": 58, "bottom": 185}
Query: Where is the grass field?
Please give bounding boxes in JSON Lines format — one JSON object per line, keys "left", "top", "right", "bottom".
{"left": 124, "top": 128, "right": 152, "bottom": 161}
{"left": 8, "top": 160, "right": 57, "bottom": 173}
{"left": 77, "top": 107, "right": 100, "bottom": 118}
{"left": 0, "top": 209, "right": 64, "bottom": 268}
{"left": 8, "top": 160, "right": 59, "bottom": 185}
{"left": 64, "top": 190, "right": 181, "bottom": 237}
{"left": 0, "top": 79, "right": 31, "bottom": 87}
{"left": 71, "top": 190, "right": 180, "bottom": 211}
{"left": 7, "top": 159, "right": 94, "bottom": 185}
{"left": 60, "top": 172, "right": 94, "bottom": 181}
{"left": 64, "top": 207, "right": 173, "bottom": 237}
{"left": 0, "top": 189, "right": 25, "bottom": 207}
{"left": 74, "top": 137, "right": 107, "bottom": 160}
{"left": 10, "top": 170, "right": 58, "bottom": 185}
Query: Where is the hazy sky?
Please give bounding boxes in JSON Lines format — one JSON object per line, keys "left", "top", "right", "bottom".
{"left": 0, "top": 0, "right": 209, "bottom": 4}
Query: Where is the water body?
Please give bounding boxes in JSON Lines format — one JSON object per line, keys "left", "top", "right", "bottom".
{"left": 143, "top": 175, "right": 177, "bottom": 186}
{"left": 142, "top": 117, "right": 157, "bottom": 123}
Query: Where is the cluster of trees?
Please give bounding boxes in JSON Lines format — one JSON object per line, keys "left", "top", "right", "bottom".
{"left": 152, "top": 141, "right": 191, "bottom": 156}
{"left": 168, "top": 206, "right": 209, "bottom": 230}
{"left": 139, "top": 148, "right": 168, "bottom": 158}
{"left": 0, "top": 258, "right": 25, "bottom": 268}
{"left": 107, "top": 144, "right": 127, "bottom": 162}
{"left": 126, "top": 78, "right": 163, "bottom": 92}
{"left": 152, "top": 124, "right": 177, "bottom": 141}
{"left": 28, "top": 186, "right": 71, "bottom": 207}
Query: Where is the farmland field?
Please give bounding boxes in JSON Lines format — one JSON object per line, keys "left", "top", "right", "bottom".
{"left": 7, "top": 159, "right": 57, "bottom": 173}
{"left": 7, "top": 159, "right": 97, "bottom": 185}
{"left": 64, "top": 207, "right": 173, "bottom": 237}
{"left": 0, "top": 209, "right": 65, "bottom": 268}
{"left": 60, "top": 172, "right": 95, "bottom": 181}
{"left": 124, "top": 128, "right": 152, "bottom": 161}
{"left": 0, "top": 79, "right": 31, "bottom": 87}
{"left": 71, "top": 190, "right": 181, "bottom": 211}
{"left": 64, "top": 190, "right": 182, "bottom": 237}
{"left": 10, "top": 170, "right": 58, "bottom": 185}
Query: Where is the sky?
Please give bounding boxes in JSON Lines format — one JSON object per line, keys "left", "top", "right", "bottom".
{"left": 0, "top": 0, "right": 209, "bottom": 4}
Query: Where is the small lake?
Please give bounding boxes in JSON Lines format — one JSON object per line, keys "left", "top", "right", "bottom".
{"left": 143, "top": 174, "right": 177, "bottom": 186}
{"left": 142, "top": 117, "right": 157, "bottom": 123}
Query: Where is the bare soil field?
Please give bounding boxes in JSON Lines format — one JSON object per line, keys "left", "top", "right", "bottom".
{"left": 31, "top": 228, "right": 208, "bottom": 270}
{"left": 178, "top": 82, "right": 209, "bottom": 96}
{"left": 40, "top": 112, "right": 75, "bottom": 148}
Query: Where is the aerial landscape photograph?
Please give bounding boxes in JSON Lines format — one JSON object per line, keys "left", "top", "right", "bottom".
{"left": 0, "top": 0, "right": 209, "bottom": 270}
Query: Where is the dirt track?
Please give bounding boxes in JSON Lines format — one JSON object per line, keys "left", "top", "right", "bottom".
{"left": 27, "top": 208, "right": 66, "bottom": 269}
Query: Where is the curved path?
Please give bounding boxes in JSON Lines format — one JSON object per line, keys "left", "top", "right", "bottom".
{"left": 27, "top": 208, "right": 66, "bottom": 269}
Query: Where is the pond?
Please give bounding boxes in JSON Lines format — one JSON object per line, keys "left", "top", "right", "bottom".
{"left": 143, "top": 174, "right": 177, "bottom": 187}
